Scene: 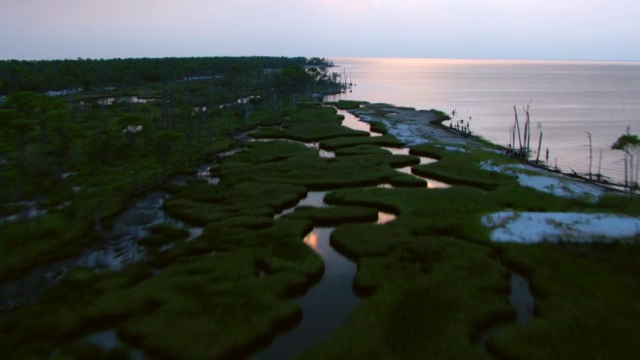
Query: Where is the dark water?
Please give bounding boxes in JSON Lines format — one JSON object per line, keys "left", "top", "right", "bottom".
{"left": 478, "top": 272, "right": 535, "bottom": 348}
{"left": 510, "top": 273, "right": 535, "bottom": 323}
{"left": 0, "top": 191, "right": 203, "bottom": 314}
{"left": 252, "top": 227, "right": 360, "bottom": 359}
{"left": 337, "top": 108, "right": 451, "bottom": 189}
{"left": 256, "top": 184, "right": 362, "bottom": 359}
{"left": 81, "top": 329, "right": 145, "bottom": 359}
{"left": 327, "top": 57, "right": 640, "bottom": 184}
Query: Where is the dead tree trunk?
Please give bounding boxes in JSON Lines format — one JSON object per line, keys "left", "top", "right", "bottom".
{"left": 513, "top": 106, "right": 523, "bottom": 158}
{"left": 536, "top": 127, "right": 543, "bottom": 164}
{"left": 523, "top": 103, "right": 532, "bottom": 160}
{"left": 586, "top": 131, "right": 593, "bottom": 180}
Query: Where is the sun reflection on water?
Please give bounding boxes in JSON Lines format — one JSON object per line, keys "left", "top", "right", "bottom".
{"left": 427, "top": 179, "right": 451, "bottom": 189}
{"left": 303, "top": 231, "right": 319, "bottom": 252}
{"left": 377, "top": 212, "right": 396, "bottom": 225}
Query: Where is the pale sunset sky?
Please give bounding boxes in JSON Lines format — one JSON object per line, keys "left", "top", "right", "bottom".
{"left": 1, "top": 0, "right": 639, "bottom": 61}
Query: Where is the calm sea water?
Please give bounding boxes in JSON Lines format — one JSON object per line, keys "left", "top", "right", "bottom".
{"left": 326, "top": 58, "right": 640, "bottom": 184}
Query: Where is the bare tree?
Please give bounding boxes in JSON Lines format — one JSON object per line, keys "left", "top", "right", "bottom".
{"left": 513, "top": 106, "right": 523, "bottom": 157}
{"left": 523, "top": 104, "right": 531, "bottom": 159}
{"left": 612, "top": 126, "right": 640, "bottom": 196}
{"left": 585, "top": 131, "right": 593, "bottom": 180}
{"left": 512, "top": 102, "right": 535, "bottom": 161}
{"left": 597, "top": 148, "right": 603, "bottom": 181}
{"left": 536, "top": 123, "right": 543, "bottom": 164}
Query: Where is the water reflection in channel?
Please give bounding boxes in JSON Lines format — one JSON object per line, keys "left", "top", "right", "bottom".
{"left": 377, "top": 211, "right": 397, "bottom": 225}
{"left": 380, "top": 147, "right": 451, "bottom": 189}
{"left": 275, "top": 191, "right": 328, "bottom": 220}
{"left": 511, "top": 273, "right": 535, "bottom": 323}
{"left": 303, "top": 231, "right": 319, "bottom": 252}
{"left": 80, "top": 329, "right": 144, "bottom": 360}
{"left": 259, "top": 193, "right": 396, "bottom": 358}
{"left": 333, "top": 101, "right": 453, "bottom": 191}
{"left": 252, "top": 227, "right": 359, "bottom": 360}
{"left": 302, "top": 210, "right": 395, "bottom": 254}
{"left": 478, "top": 272, "right": 536, "bottom": 349}
{"left": 337, "top": 109, "right": 383, "bottom": 137}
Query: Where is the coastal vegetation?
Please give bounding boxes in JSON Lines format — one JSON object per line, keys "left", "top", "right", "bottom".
{"left": 0, "top": 56, "right": 335, "bottom": 94}
{"left": 612, "top": 127, "right": 640, "bottom": 193}
{"left": 0, "top": 57, "right": 639, "bottom": 360}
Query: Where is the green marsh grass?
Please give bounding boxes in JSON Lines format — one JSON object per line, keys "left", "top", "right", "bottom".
{"left": 411, "top": 144, "right": 517, "bottom": 190}
{"left": 4, "top": 102, "right": 640, "bottom": 360}
{"left": 320, "top": 134, "right": 404, "bottom": 151}
{"left": 251, "top": 105, "right": 369, "bottom": 142}
{"left": 331, "top": 100, "right": 368, "bottom": 110}
{"left": 218, "top": 153, "right": 425, "bottom": 190}
{"left": 334, "top": 144, "right": 392, "bottom": 156}
{"left": 0, "top": 213, "right": 92, "bottom": 282}
{"left": 486, "top": 243, "right": 640, "bottom": 359}
{"left": 369, "top": 120, "right": 389, "bottom": 134}
{"left": 140, "top": 223, "right": 190, "bottom": 249}
{"left": 283, "top": 205, "right": 379, "bottom": 226}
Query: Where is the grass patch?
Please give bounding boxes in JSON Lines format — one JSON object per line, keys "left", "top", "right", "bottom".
{"left": 140, "top": 223, "right": 190, "bottom": 248}
{"left": 429, "top": 108, "right": 452, "bottom": 122}
{"left": 330, "top": 100, "right": 368, "bottom": 110}
{"left": 326, "top": 187, "right": 496, "bottom": 241}
{"left": 326, "top": 183, "right": 590, "bottom": 243}
{"left": 223, "top": 140, "right": 318, "bottom": 165}
{"left": 283, "top": 205, "right": 379, "bottom": 226}
{"left": 369, "top": 121, "right": 388, "bottom": 134}
{"left": 1, "top": 234, "right": 321, "bottom": 359}
{"left": 411, "top": 144, "right": 517, "bottom": 190}
{"left": 164, "top": 181, "right": 307, "bottom": 226}
{"left": 334, "top": 144, "right": 391, "bottom": 156}
{"left": 218, "top": 153, "right": 425, "bottom": 190}
{"left": 251, "top": 105, "right": 369, "bottom": 142}
{"left": 486, "top": 242, "right": 640, "bottom": 359}
{"left": 0, "top": 213, "right": 92, "bottom": 282}
{"left": 251, "top": 124, "right": 368, "bottom": 143}
{"left": 331, "top": 223, "right": 412, "bottom": 260}
{"left": 320, "top": 134, "right": 404, "bottom": 151}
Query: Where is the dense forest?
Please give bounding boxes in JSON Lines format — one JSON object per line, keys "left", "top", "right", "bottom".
{"left": 0, "top": 56, "right": 334, "bottom": 94}
{"left": 0, "top": 56, "right": 341, "bottom": 280}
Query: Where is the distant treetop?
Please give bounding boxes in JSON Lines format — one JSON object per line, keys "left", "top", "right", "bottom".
{"left": 0, "top": 56, "right": 326, "bottom": 95}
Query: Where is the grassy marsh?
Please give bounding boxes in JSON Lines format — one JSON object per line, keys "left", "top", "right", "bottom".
{"left": 2, "top": 102, "right": 639, "bottom": 360}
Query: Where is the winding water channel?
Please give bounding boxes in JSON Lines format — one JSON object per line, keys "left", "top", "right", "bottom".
{"left": 478, "top": 272, "right": 536, "bottom": 349}
{"left": 0, "top": 190, "right": 205, "bottom": 314}
{"left": 251, "top": 108, "right": 455, "bottom": 358}
{"left": 253, "top": 187, "right": 397, "bottom": 359}
{"left": 252, "top": 225, "right": 361, "bottom": 359}
{"left": 0, "top": 154, "right": 224, "bottom": 314}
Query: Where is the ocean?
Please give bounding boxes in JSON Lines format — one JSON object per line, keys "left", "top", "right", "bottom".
{"left": 325, "top": 58, "right": 640, "bottom": 185}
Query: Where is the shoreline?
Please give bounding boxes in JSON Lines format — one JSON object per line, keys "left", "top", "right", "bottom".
{"left": 325, "top": 57, "right": 640, "bottom": 186}
{"left": 340, "top": 100, "right": 632, "bottom": 195}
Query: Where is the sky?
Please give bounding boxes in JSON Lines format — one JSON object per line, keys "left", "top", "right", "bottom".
{"left": 2, "top": 0, "right": 639, "bottom": 61}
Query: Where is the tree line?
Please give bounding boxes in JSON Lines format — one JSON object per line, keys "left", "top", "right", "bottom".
{"left": 0, "top": 56, "right": 335, "bottom": 94}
